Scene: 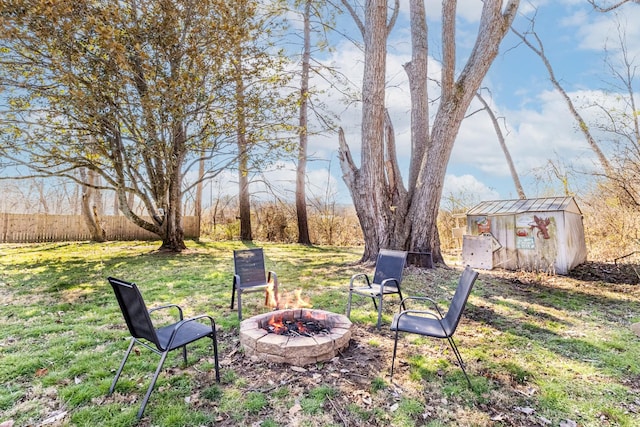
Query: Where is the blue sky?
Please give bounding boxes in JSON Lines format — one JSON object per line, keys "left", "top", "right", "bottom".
{"left": 253, "top": 0, "right": 639, "bottom": 207}
{"left": 3, "top": 1, "right": 637, "bottom": 214}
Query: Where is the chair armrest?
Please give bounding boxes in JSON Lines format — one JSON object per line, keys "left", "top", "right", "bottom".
{"left": 149, "top": 304, "right": 184, "bottom": 320}
{"left": 165, "top": 314, "right": 217, "bottom": 348}
{"left": 397, "top": 296, "right": 445, "bottom": 318}
{"left": 379, "top": 277, "right": 400, "bottom": 291}
{"left": 349, "top": 273, "right": 370, "bottom": 289}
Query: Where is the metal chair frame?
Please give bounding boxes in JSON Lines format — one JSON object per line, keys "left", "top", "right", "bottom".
{"left": 231, "top": 248, "right": 279, "bottom": 320}
{"left": 108, "top": 277, "right": 220, "bottom": 420}
{"left": 390, "top": 266, "right": 478, "bottom": 387}
{"left": 345, "top": 249, "right": 408, "bottom": 329}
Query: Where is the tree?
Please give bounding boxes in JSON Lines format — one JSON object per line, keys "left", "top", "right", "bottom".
{"left": 288, "top": 0, "right": 340, "bottom": 245}
{"left": 514, "top": 10, "right": 639, "bottom": 208}
{"left": 339, "top": 0, "right": 519, "bottom": 261}
{"left": 338, "top": 0, "right": 400, "bottom": 261}
{"left": 588, "top": 0, "right": 639, "bottom": 12}
{"left": 0, "top": 0, "right": 240, "bottom": 251}
{"left": 474, "top": 90, "right": 526, "bottom": 199}
{"left": 512, "top": 23, "right": 613, "bottom": 174}
{"left": 222, "top": 1, "right": 296, "bottom": 242}
{"left": 295, "top": 0, "right": 313, "bottom": 245}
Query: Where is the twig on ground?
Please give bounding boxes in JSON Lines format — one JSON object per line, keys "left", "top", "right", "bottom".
{"left": 328, "top": 396, "right": 349, "bottom": 427}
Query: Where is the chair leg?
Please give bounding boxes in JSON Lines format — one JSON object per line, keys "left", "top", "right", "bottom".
{"left": 230, "top": 283, "right": 236, "bottom": 309}
{"left": 398, "top": 289, "right": 406, "bottom": 311}
{"left": 375, "top": 294, "right": 383, "bottom": 330}
{"left": 390, "top": 329, "right": 400, "bottom": 379}
{"left": 109, "top": 338, "right": 135, "bottom": 395}
{"left": 237, "top": 290, "right": 243, "bottom": 320}
{"left": 447, "top": 336, "right": 472, "bottom": 388}
{"left": 181, "top": 345, "right": 188, "bottom": 364}
{"left": 137, "top": 350, "right": 170, "bottom": 420}
{"left": 211, "top": 335, "right": 220, "bottom": 383}
{"left": 345, "top": 290, "right": 353, "bottom": 318}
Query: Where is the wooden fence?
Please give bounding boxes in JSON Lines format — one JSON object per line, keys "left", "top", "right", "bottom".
{"left": 0, "top": 213, "right": 199, "bottom": 243}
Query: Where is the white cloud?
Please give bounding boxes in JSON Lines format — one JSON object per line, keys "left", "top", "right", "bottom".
{"left": 294, "top": 1, "right": 635, "bottom": 206}
{"left": 443, "top": 174, "right": 500, "bottom": 204}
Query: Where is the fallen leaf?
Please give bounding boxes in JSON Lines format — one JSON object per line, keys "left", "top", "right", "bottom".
{"left": 291, "top": 366, "right": 307, "bottom": 373}
{"left": 40, "top": 411, "right": 67, "bottom": 425}
{"left": 35, "top": 368, "right": 48, "bottom": 377}
{"left": 289, "top": 403, "right": 302, "bottom": 415}
{"left": 560, "top": 420, "right": 577, "bottom": 427}
{"left": 389, "top": 403, "right": 399, "bottom": 412}
{"left": 515, "top": 406, "right": 535, "bottom": 415}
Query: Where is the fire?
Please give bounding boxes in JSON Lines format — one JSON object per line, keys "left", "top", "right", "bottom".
{"left": 264, "top": 284, "right": 312, "bottom": 310}
{"left": 264, "top": 287, "right": 315, "bottom": 335}
{"left": 289, "top": 289, "right": 312, "bottom": 309}
{"left": 267, "top": 314, "right": 287, "bottom": 334}
{"left": 264, "top": 281, "right": 278, "bottom": 309}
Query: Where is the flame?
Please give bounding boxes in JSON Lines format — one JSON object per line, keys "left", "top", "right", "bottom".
{"left": 264, "top": 281, "right": 279, "bottom": 309}
{"left": 268, "top": 314, "right": 287, "bottom": 334}
{"left": 296, "top": 320, "right": 307, "bottom": 334}
{"left": 264, "top": 288, "right": 315, "bottom": 335}
{"left": 276, "top": 288, "right": 312, "bottom": 309}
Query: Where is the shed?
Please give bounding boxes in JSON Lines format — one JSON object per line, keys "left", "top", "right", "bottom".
{"left": 462, "top": 197, "right": 587, "bottom": 274}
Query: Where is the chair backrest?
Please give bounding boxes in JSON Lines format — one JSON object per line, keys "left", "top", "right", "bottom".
{"left": 233, "top": 248, "right": 267, "bottom": 287}
{"left": 108, "top": 277, "right": 160, "bottom": 348}
{"left": 441, "top": 266, "right": 478, "bottom": 335}
{"left": 372, "top": 249, "right": 408, "bottom": 285}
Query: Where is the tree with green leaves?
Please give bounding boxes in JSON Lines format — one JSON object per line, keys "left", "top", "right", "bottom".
{"left": 223, "top": 1, "right": 297, "bottom": 241}
{"left": 0, "top": 0, "right": 242, "bottom": 251}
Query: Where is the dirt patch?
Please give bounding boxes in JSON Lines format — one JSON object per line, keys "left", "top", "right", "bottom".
{"left": 569, "top": 261, "right": 639, "bottom": 285}
{"left": 199, "top": 263, "right": 640, "bottom": 427}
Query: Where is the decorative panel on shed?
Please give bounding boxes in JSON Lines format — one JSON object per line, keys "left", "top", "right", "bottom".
{"left": 462, "top": 235, "right": 494, "bottom": 269}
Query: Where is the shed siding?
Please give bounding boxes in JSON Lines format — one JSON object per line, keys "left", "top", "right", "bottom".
{"left": 464, "top": 197, "right": 586, "bottom": 274}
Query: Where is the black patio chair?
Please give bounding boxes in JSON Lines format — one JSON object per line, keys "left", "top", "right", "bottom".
{"left": 345, "top": 249, "right": 408, "bottom": 330}
{"left": 107, "top": 277, "right": 220, "bottom": 420}
{"left": 390, "top": 266, "right": 478, "bottom": 387}
{"left": 231, "top": 248, "right": 279, "bottom": 320}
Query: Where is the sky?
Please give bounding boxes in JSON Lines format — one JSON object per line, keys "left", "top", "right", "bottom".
{"left": 2, "top": 1, "right": 638, "bottom": 214}
{"left": 255, "top": 0, "right": 640, "bottom": 208}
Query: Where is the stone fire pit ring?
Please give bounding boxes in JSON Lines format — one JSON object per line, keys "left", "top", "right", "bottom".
{"left": 239, "top": 308, "right": 352, "bottom": 367}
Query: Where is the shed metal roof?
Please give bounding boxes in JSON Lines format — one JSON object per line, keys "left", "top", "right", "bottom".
{"left": 466, "top": 197, "right": 581, "bottom": 216}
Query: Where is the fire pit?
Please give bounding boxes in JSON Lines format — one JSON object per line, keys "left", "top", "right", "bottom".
{"left": 239, "top": 308, "right": 352, "bottom": 366}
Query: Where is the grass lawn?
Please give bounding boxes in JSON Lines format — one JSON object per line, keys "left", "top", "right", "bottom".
{"left": 1, "top": 240, "right": 639, "bottom": 426}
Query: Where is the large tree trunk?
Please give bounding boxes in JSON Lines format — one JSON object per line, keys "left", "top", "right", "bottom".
{"left": 159, "top": 123, "right": 187, "bottom": 251}
{"left": 79, "top": 168, "right": 106, "bottom": 242}
{"left": 296, "top": 0, "right": 312, "bottom": 245}
{"left": 339, "top": 0, "right": 394, "bottom": 261}
{"left": 408, "top": 0, "right": 519, "bottom": 262}
{"left": 339, "top": 0, "right": 519, "bottom": 263}
{"left": 234, "top": 46, "right": 253, "bottom": 241}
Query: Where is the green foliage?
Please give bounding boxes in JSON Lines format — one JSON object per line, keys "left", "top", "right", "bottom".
{"left": 245, "top": 392, "right": 269, "bottom": 414}
{"left": 370, "top": 376, "right": 386, "bottom": 393}
{"left": 0, "top": 0, "right": 299, "bottom": 249}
